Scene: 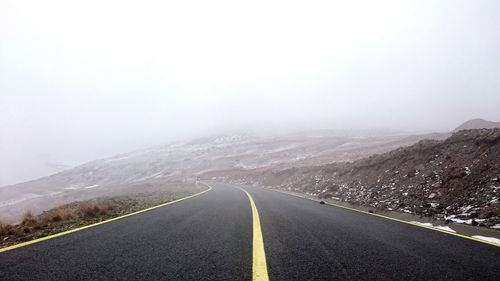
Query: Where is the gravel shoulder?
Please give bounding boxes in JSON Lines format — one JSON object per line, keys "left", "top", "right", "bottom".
{"left": 0, "top": 182, "right": 206, "bottom": 249}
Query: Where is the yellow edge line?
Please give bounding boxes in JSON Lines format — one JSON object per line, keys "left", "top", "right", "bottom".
{"left": 236, "top": 186, "right": 270, "bottom": 281}
{"left": 268, "top": 188, "right": 500, "bottom": 248}
{"left": 0, "top": 184, "right": 212, "bottom": 253}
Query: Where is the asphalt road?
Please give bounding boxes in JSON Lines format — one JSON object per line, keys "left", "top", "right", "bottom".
{"left": 1, "top": 183, "right": 499, "bottom": 281}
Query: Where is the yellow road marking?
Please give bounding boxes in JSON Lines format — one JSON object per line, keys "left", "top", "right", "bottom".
{"left": 0, "top": 184, "right": 212, "bottom": 253}
{"left": 269, "top": 188, "right": 500, "bottom": 248}
{"left": 237, "top": 187, "right": 270, "bottom": 281}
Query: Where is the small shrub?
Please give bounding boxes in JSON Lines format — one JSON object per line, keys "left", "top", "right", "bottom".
{"left": 78, "top": 202, "right": 113, "bottom": 218}
{"left": 51, "top": 215, "right": 62, "bottom": 222}
{"left": 52, "top": 208, "right": 74, "bottom": 222}
{"left": 0, "top": 221, "right": 14, "bottom": 236}
{"left": 21, "top": 211, "right": 38, "bottom": 227}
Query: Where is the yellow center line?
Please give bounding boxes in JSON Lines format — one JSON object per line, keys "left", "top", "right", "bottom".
{"left": 0, "top": 184, "right": 212, "bottom": 253}
{"left": 237, "top": 186, "right": 270, "bottom": 281}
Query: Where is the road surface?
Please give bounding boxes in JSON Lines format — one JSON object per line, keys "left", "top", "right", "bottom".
{"left": 0, "top": 183, "right": 499, "bottom": 281}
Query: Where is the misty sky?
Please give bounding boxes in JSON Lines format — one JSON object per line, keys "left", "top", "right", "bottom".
{"left": 1, "top": 0, "right": 500, "bottom": 186}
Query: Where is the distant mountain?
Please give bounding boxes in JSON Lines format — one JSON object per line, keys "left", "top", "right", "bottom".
{"left": 220, "top": 128, "right": 500, "bottom": 229}
{"left": 454, "top": 118, "right": 500, "bottom": 131}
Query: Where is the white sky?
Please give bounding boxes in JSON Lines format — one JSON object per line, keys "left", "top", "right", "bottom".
{"left": 1, "top": 0, "right": 500, "bottom": 185}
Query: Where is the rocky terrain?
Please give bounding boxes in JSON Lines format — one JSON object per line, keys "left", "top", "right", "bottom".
{"left": 454, "top": 118, "right": 500, "bottom": 131}
{"left": 214, "top": 129, "right": 500, "bottom": 230}
{"left": 3, "top": 119, "right": 498, "bottom": 231}
{"left": 0, "top": 130, "right": 435, "bottom": 223}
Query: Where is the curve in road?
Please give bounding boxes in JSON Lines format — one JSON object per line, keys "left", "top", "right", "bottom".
{"left": 1, "top": 182, "right": 499, "bottom": 281}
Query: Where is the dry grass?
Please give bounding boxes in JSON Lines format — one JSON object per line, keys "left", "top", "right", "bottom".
{"left": 0, "top": 221, "right": 14, "bottom": 236}
{"left": 21, "top": 211, "right": 38, "bottom": 227}
{"left": 1, "top": 202, "right": 112, "bottom": 243}
{"left": 78, "top": 201, "right": 113, "bottom": 218}
{"left": 0, "top": 186, "right": 199, "bottom": 248}
{"left": 51, "top": 208, "right": 74, "bottom": 222}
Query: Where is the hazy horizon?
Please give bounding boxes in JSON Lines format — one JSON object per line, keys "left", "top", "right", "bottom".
{"left": 1, "top": 0, "right": 500, "bottom": 186}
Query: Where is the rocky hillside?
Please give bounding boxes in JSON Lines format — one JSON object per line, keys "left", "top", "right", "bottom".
{"left": 216, "top": 129, "right": 500, "bottom": 229}
{"left": 1, "top": 130, "right": 433, "bottom": 223}
{"left": 454, "top": 118, "right": 500, "bottom": 131}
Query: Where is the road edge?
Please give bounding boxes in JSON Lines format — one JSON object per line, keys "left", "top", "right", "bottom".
{"left": 0, "top": 184, "right": 212, "bottom": 253}
{"left": 265, "top": 187, "right": 500, "bottom": 248}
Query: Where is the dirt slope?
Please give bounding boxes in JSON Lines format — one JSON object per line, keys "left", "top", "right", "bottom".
{"left": 216, "top": 129, "right": 500, "bottom": 229}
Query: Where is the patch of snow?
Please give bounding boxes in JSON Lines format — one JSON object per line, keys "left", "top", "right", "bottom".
{"left": 270, "top": 144, "right": 301, "bottom": 152}
{"left": 337, "top": 142, "right": 361, "bottom": 148}
{"left": 48, "top": 191, "right": 63, "bottom": 196}
{"left": 434, "top": 226, "right": 456, "bottom": 233}
{"left": 410, "top": 221, "right": 456, "bottom": 233}
{"left": 0, "top": 194, "right": 42, "bottom": 207}
{"left": 411, "top": 221, "right": 433, "bottom": 227}
{"left": 132, "top": 172, "right": 165, "bottom": 182}
{"left": 458, "top": 205, "right": 473, "bottom": 213}
{"left": 445, "top": 216, "right": 473, "bottom": 225}
{"left": 472, "top": 236, "right": 500, "bottom": 245}
{"left": 464, "top": 167, "right": 471, "bottom": 175}
{"left": 234, "top": 163, "right": 256, "bottom": 169}
{"left": 65, "top": 183, "right": 98, "bottom": 190}
{"left": 105, "top": 155, "right": 131, "bottom": 163}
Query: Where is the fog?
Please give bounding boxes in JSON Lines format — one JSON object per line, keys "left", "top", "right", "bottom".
{"left": 1, "top": 0, "right": 500, "bottom": 186}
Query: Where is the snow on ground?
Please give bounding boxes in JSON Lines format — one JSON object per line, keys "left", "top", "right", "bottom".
{"left": 472, "top": 236, "right": 500, "bottom": 245}
{"left": 132, "top": 172, "right": 165, "bottom": 182}
{"left": 491, "top": 224, "right": 500, "bottom": 230}
{"left": 0, "top": 194, "right": 42, "bottom": 207}
{"left": 65, "top": 184, "right": 100, "bottom": 190}
{"left": 410, "top": 221, "right": 456, "bottom": 233}
{"left": 337, "top": 142, "right": 361, "bottom": 148}
{"left": 444, "top": 215, "right": 473, "bottom": 225}
{"left": 433, "top": 225, "right": 456, "bottom": 232}
{"left": 104, "top": 155, "right": 131, "bottom": 163}
{"left": 464, "top": 166, "right": 471, "bottom": 175}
